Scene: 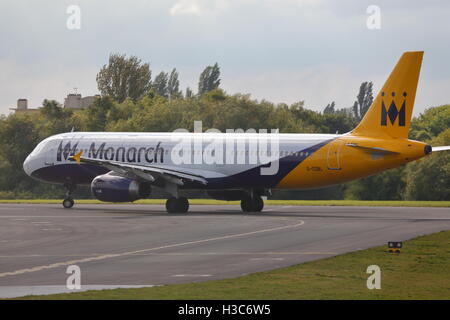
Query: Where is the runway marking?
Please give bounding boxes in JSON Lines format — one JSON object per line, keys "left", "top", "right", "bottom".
{"left": 0, "top": 220, "right": 305, "bottom": 278}
{"left": 0, "top": 251, "right": 336, "bottom": 258}
{"left": 0, "top": 216, "right": 139, "bottom": 218}
{"left": 250, "top": 258, "right": 284, "bottom": 261}
{"left": 172, "top": 274, "right": 212, "bottom": 277}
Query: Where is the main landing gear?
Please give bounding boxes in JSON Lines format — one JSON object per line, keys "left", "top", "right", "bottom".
{"left": 62, "top": 183, "right": 76, "bottom": 209}
{"left": 166, "top": 196, "right": 189, "bottom": 213}
{"left": 240, "top": 195, "right": 264, "bottom": 213}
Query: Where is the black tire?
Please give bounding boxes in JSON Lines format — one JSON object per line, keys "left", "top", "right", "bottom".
{"left": 166, "top": 197, "right": 178, "bottom": 213}
{"left": 240, "top": 196, "right": 253, "bottom": 212}
{"left": 252, "top": 196, "right": 264, "bottom": 212}
{"left": 176, "top": 197, "right": 189, "bottom": 213}
{"left": 62, "top": 198, "right": 74, "bottom": 209}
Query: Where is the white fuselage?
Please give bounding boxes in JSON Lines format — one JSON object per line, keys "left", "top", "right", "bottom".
{"left": 23, "top": 131, "right": 339, "bottom": 189}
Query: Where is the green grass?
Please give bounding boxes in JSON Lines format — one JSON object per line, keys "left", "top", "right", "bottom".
{"left": 18, "top": 231, "right": 450, "bottom": 300}
{"left": 0, "top": 199, "right": 449, "bottom": 207}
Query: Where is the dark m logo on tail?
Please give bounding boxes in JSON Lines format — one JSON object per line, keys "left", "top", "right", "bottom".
{"left": 380, "top": 92, "right": 406, "bottom": 126}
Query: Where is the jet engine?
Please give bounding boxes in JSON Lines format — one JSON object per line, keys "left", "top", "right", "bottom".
{"left": 91, "top": 172, "right": 151, "bottom": 202}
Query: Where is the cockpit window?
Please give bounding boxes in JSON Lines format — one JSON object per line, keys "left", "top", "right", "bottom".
{"left": 30, "top": 139, "right": 49, "bottom": 156}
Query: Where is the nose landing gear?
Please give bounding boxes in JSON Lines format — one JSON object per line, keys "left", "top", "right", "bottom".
{"left": 62, "top": 183, "right": 76, "bottom": 209}
{"left": 62, "top": 197, "right": 74, "bottom": 209}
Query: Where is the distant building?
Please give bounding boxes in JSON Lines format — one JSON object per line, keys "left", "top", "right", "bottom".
{"left": 9, "top": 99, "right": 40, "bottom": 114}
{"left": 64, "top": 93, "right": 99, "bottom": 110}
{"left": 10, "top": 93, "right": 99, "bottom": 115}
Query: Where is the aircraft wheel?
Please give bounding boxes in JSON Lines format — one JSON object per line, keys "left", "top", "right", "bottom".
{"left": 177, "top": 197, "right": 189, "bottom": 213}
{"left": 62, "top": 197, "right": 74, "bottom": 209}
{"left": 166, "top": 197, "right": 178, "bottom": 213}
{"left": 166, "top": 197, "right": 189, "bottom": 213}
{"left": 253, "top": 196, "right": 264, "bottom": 212}
{"left": 240, "top": 196, "right": 253, "bottom": 212}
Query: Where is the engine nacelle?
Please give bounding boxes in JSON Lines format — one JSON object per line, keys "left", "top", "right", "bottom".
{"left": 91, "top": 173, "right": 151, "bottom": 202}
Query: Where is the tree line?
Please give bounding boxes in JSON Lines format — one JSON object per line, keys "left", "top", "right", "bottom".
{"left": 96, "top": 53, "right": 221, "bottom": 102}
{"left": 0, "top": 54, "right": 448, "bottom": 200}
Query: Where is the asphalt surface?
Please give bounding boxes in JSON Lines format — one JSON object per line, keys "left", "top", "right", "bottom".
{"left": 0, "top": 203, "right": 449, "bottom": 298}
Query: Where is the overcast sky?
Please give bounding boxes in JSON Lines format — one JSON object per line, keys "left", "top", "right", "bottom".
{"left": 1, "top": 0, "right": 450, "bottom": 116}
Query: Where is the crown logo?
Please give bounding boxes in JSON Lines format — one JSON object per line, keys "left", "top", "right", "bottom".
{"left": 380, "top": 91, "right": 406, "bottom": 126}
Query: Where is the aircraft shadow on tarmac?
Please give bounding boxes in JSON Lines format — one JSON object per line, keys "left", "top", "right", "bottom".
{"left": 45, "top": 205, "right": 445, "bottom": 222}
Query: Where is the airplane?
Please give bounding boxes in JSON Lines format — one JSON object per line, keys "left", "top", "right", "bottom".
{"left": 23, "top": 51, "right": 450, "bottom": 213}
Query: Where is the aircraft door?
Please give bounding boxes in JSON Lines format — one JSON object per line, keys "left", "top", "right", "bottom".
{"left": 327, "top": 139, "right": 344, "bottom": 170}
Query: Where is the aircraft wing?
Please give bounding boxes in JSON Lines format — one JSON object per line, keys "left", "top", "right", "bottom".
{"left": 69, "top": 154, "right": 207, "bottom": 186}
{"left": 432, "top": 146, "right": 450, "bottom": 152}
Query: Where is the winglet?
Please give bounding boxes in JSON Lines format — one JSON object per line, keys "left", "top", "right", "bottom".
{"left": 69, "top": 151, "right": 83, "bottom": 164}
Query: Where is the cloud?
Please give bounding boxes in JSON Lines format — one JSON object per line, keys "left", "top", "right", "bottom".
{"left": 168, "top": 0, "right": 324, "bottom": 17}
{"left": 170, "top": 0, "right": 202, "bottom": 15}
{"left": 169, "top": 0, "right": 230, "bottom": 16}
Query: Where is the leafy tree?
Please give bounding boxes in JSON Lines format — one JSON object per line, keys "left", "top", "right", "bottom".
{"left": 185, "top": 87, "right": 194, "bottom": 98}
{"left": 152, "top": 71, "right": 169, "bottom": 98}
{"left": 96, "top": 53, "right": 151, "bottom": 102}
{"left": 0, "top": 114, "right": 40, "bottom": 170}
{"left": 39, "top": 100, "right": 74, "bottom": 136}
{"left": 198, "top": 63, "right": 221, "bottom": 95}
{"left": 168, "top": 68, "right": 182, "bottom": 99}
{"left": 323, "top": 113, "right": 357, "bottom": 134}
{"left": 344, "top": 167, "right": 406, "bottom": 200}
{"left": 40, "top": 99, "right": 66, "bottom": 119}
{"left": 85, "top": 96, "right": 116, "bottom": 131}
{"left": 323, "top": 101, "right": 336, "bottom": 114}
{"left": 352, "top": 81, "right": 373, "bottom": 120}
{"left": 409, "top": 104, "right": 450, "bottom": 141}
{"left": 404, "top": 129, "right": 450, "bottom": 200}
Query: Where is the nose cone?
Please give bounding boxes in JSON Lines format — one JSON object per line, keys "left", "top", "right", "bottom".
{"left": 23, "top": 155, "right": 33, "bottom": 176}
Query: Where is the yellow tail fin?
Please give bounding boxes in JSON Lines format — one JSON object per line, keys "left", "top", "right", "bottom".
{"left": 352, "top": 51, "right": 423, "bottom": 139}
